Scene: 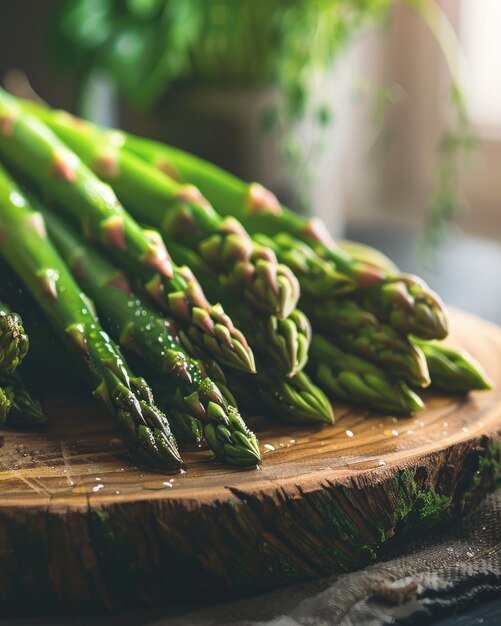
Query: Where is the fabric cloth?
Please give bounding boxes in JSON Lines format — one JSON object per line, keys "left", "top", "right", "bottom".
{"left": 7, "top": 489, "right": 501, "bottom": 626}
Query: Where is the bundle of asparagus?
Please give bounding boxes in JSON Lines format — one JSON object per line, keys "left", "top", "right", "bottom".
{"left": 0, "top": 89, "right": 493, "bottom": 475}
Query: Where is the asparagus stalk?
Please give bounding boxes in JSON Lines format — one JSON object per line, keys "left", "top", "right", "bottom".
{"left": 0, "top": 90, "right": 255, "bottom": 374}
{"left": 146, "top": 358, "right": 258, "bottom": 462}
{"left": 309, "top": 335, "right": 424, "bottom": 415}
{"left": 341, "top": 244, "right": 493, "bottom": 394}
{"left": 256, "top": 369, "right": 334, "bottom": 425}
{"left": 222, "top": 367, "right": 334, "bottom": 426}
{"left": 39, "top": 206, "right": 261, "bottom": 467}
{"left": 43, "top": 205, "right": 199, "bottom": 384}
{"left": 165, "top": 239, "right": 311, "bottom": 377}
{"left": 413, "top": 339, "right": 493, "bottom": 394}
{"left": 0, "top": 300, "right": 29, "bottom": 375}
{"left": 250, "top": 310, "right": 311, "bottom": 378}
{"left": 304, "top": 298, "right": 430, "bottom": 388}
{"left": 151, "top": 381, "right": 204, "bottom": 445}
{"left": 1, "top": 373, "right": 46, "bottom": 426}
{"left": 0, "top": 89, "right": 174, "bottom": 280}
{"left": 0, "top": 163, "right": 182, "bottom": 470}
{"left": 18, "top": 104, "right": 300, "bottom": 319}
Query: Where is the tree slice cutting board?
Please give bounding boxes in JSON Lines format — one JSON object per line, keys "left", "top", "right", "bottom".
{"left": 0, "top": 308, "right": 500, "bottom": 616}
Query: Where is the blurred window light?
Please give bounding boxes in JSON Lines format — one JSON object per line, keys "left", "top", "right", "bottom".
{"left": 460, "top": 0, "right": 501, "bottom": 129}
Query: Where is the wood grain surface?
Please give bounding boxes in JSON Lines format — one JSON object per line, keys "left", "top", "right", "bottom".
{"left": 0, "top": 308, "right": 500, "bottom": 615}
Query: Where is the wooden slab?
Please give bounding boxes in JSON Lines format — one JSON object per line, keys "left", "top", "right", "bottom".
{"left": 0, "top": 308, "right": 500, "bottom": 616}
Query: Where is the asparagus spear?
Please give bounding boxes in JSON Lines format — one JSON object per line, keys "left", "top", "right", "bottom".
{"left": 0, "top": 90, "right": 255, "bottom": 374}
{"left": 227, "top": 367, "right": 334, "bottom": 426}
{"left": 309, "top": 335, "right": 424, "bottom": 415}
{"left": 151, "top": 381, "right": 204, "bottom": 445}
{"left": 1, "top": 264, "right": 260, "bottom": 464}
{"left": 413, "top": 339, "right": 493, "bottom": 394}
{"left": 17, "top": 103, "right": 300, "bottom": 319}
{"left": 249, "top": 310, "right": 311, "bottom": 378}
{"left": 42, "top": 204, "right": 197, "bottom": 383}
{"left": 165, "top": 239, "right": 311, "bottom": 377}
{"left": 118, "top": 133, "right": 449, "bottom": 340}
{"left": 0, "top": 300, "right": 29, "bottom": 375}
{"left": 191, "top": 306, "right": 311, "bottom": 379}
{"left": 304, "top": 298, "right": 430, "bottom": 388}
{"left": 335, "top": 244, "right": 493, "bottom": 394}
{"left": 1, "top": 373, "right": 46, "bottom": 426}
{"left": 38, "top": 205, "right": 261, "bottom": 467}
{"left": 0, "top": 163, "right": 182, "bottom": 470}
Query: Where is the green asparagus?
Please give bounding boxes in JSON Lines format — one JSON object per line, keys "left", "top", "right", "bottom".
{"left": 117, "top": 132, "right": 449, "bottom": 340}
{"left": 249, "top": 310, "right": 311, "bottom": 378}
{"left": 181, "top": 348, "right": 332, "bottom": 426}
{"left": 145, "top": 359, "right": 253, "bottom": 457}
{"left": 223, "top": 366, "right": 334, "bottom": 426}
{"left": 304, "top": 298, "right": 430, "bottom": 387}
{"left": 340, "top": 241, "right": 493, "bottom": 393}
{"left": 413, "top": 339, "right": 493, "bottom": 393}
{"left": 29, "top": 109, "right": 300, "bottom": 319}
{"left": 0, "top": 89, "right": 174, "bottom": 279}
{"left": 1, "top": 90, "right": 255, "bottom": 374}
{"left": 38, "top": 206, "right": 261, "bottom": 466}
{"left": 164, "top": 239, "right": 311, "bottom": 377}
{"left": 0, "top": 163, "right": 182, "bottom": 470}
{"left": 0, "top": 300, "right": 28, "bottom": 375}
{"left": 309, "top": 335, "right": 424, "bottom": 414}
{"left": 152, "top": 381, "right": 204, "bottom": 445}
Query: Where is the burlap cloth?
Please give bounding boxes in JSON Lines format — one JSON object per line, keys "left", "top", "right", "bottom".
{"left": 7, "top": 489, "right": 501, "bottom": 626}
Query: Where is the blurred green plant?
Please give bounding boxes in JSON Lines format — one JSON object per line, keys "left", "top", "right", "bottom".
{"left": 49, "top": 0, "right": 470, "bottom": 248}
{"left": 49, "top": 0, "right": 396, "bottom": 211}
{"left": 50, "top": 0, "right": 392, "bottom": 112}
{"left": 410, "top": 0, "right": 474, "bottom": 262}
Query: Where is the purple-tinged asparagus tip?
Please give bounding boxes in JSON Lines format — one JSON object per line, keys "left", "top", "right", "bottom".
{"left": 51, "top": 151, "right": 78, "bottom": 182}
{"left": 246, "top": 183, "right": 282, "bottom": 215}
{"left": 176, "top": 184, "right": 212, "bottom": 208}
{"left": 101, "top": 215, "right": 127, "bottom": 251}
{"left": 155, "top": 157, "right": 183, "bottom": 181}
{"left": 94, "top": 148, "right": 120, "bottom": 178}
{"left": 0, "top": 113, "right": 14, "bottom": 136}
{"left": 37, "top": 268, "right": 59, "bottom": 299}
{"left": 301, "top": 217, "right": 337, "bottom": 248}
